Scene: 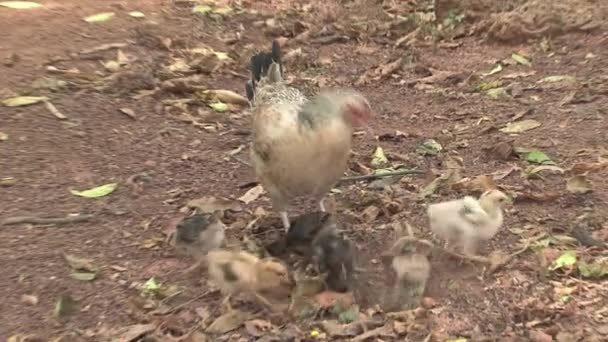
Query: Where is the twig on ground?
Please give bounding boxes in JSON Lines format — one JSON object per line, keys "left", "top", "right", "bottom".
{"left": 235, "top": 169, "right": 425, "bottom": 189}
{"left": 1, "top": 214, "right": 94, "bottom": 226}
{"left": 339, "top": 169, "right": 425, "bottom": 183}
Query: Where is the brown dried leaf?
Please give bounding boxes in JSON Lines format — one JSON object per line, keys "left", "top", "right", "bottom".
{"left": 451, "top": 175, "right": 497, "bottom": 193}
{"left": 567, "top": 160, "right": 608, "bottom": 174}
{"left": 244, "top": 319, "right": 275, "bottom": 337}
{"left": 514, "top": 190, "right": 560, "bottom": 203}
{"left": 566, "top": 175, "right": 593, "bottom": 194}
{"left": 313, "top": 291, "right": 355, "bottom": 309}
{"left": 111, "top": 323, "right": 157, "bottom": 342}
{"left": 238, "top": 184, "right": 265, "bottom": 204}
{"left": 206, "top": 310, "right": 252, "bottom": 334}
{"left": 361, "top": 205, "right": 380, "bottom": 222}
{"left": 63, "top": 253, "right": 98, "bottom": 272}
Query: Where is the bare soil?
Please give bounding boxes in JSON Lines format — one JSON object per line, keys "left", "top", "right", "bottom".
{"left": 1, "top": 0, "right": 607, "bottom": 341}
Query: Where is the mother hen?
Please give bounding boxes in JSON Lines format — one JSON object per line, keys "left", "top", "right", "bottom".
{"left": 246, "top": 41, "right": 373, "bottom": 230}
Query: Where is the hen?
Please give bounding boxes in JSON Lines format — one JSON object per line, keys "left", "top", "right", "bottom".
{"left": 427, "top": 189, "right": 510, "bottom": 255}
{"left": 246, "top": 41, "right": 373, "bottom": 231}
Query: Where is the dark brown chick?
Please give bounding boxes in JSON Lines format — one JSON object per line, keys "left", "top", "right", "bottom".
{"left": 266, "top": 211, "right": 336, "bottom": 257}
{"left": 312, "top": 231, "right": 355, "bottom": 293}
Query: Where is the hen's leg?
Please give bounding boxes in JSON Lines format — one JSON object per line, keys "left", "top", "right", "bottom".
{"left": 280, "top": 211, "right": 290, "bottom": 231}
{"left": 220, "top": 294, "right": 233, "bottom": 313}
{"left": 319, "top": 199, "right": 326, "bottom": 212}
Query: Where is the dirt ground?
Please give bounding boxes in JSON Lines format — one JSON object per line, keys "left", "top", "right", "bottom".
{"left": 1, "top": 0, "right": 607, "bottom": 341}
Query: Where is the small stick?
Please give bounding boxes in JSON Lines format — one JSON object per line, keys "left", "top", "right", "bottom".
{"left": 339, "top": 169, "right": 425, "bottom": 183}
{"left": 1, "top": 214, "right": 93, "bottom": 226}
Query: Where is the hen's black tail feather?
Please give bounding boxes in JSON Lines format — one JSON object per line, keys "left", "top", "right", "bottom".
{"left": 246, "top": 40, "right": 283, "bottom": 102}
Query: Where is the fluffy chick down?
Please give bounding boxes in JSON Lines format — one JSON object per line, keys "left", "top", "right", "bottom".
{"left": 174, "top": 212, "right": 226, "bottom": 258}
{"left": 206, "top": 250, "right": 294, "bottom": 309}
{"left": 427, "top": 189, "right": 509, "bottom": 255}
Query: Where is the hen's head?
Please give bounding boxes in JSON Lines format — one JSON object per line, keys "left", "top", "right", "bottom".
{"left": 337, "top": 92, "right": 373, "bottom": 128}
{"left": 312, "top": 89, "right": 372, "bottom": 128}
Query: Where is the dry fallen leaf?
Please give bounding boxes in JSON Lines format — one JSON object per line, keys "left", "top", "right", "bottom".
{"left": 206, "top": 310, "right": 252, "bottom": 334}
{"left": 499, "top": 119, "right": 542, "bottom": 134}
{"left": 567, "top": 160, "right": 608, "bottom": 174}
{"left": 451, "top": 175, "right": 496, "bottom": 193}
{"left": 361, "top": 205, "right": 380, "bottom": 222}
{"left": 514, "top": 190, "right": 560, "bottom": 203}
{"left": 238, "top": 184, "right": 265, "bottom": 204}
{"left": 566, "top": 175, "right": 593, "bottom": 194}
{"left": 199, "top": 89, "right": 249, "bottom": 106}
{"left": 244, "top": 319, "right": 275, "bottom": 337}
{"left": 313, "top": 291, "right": 355, "bottom": 309}
{"left": 111, "top": 323, "right": 157, "bottom": 342}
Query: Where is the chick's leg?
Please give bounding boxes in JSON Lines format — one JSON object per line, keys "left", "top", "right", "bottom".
{"left": 280, "top": 211, "right": 290, "bottom": 231}
{"left": 319, "top": 199, "right": 326, "bottom": 212}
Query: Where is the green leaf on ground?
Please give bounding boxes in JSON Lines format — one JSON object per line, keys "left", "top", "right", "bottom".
{"left": 84, "top": 12, "right": 115, "bottom": 23}
{"left": 70, "top": 183, "right": 117, "bottom": 198}
{"left": 2, "top": 96, "right": 48, "bottom": 107}
{"left": 511, "top": 53, "right": 531, "bottom": 66}
{"left": 549, "top": 250, "right": 577, "bottom": 271}
{"left": 0, "top": 1, "right": 43, "bottom": 9}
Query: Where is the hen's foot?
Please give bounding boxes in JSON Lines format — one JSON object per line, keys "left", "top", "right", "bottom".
{"left": 280, "top": 211, "right": 290, "bottom": 232}
{"left": 319, "top": 199, "right": 326, "bottom": 212}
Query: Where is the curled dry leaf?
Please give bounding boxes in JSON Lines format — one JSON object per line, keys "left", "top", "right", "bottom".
{"left": 514, "top": 190, "right": 560, "bottom": 203}
{"left": 64, "top": 253, "right": 98, "bottom": 272}
{"left": 110, "top": 323, "right": 156, "bottom": 342}
{"left": 206, "top": 310, "right": 253, "bottom": 335}
{"left": 313, "top": 291, "right": 355, "bottom": 309}
{"left": 356, "top": 57, "right": 403, "bottom": 86}
{"left": 526, "top": 165, "right": 564, "bottom": 178}
{"left": 244, "top": 319, "right": 275, "bottom": 337}
{"left": 451, "top": 175, "right": 496, "bottom": 193}
{"left": 566, "top": 175, "right": 593, "bottom": 194}
{"left": 238, "top": 184, "right": 265, "bottom": 204}
{"left": 500, "top": 119, "right": 541, "bottom": 134}
{"left": 361, "top": 205, "right": 380, "bottom": 222}
{"left": 199, "top": 89, "right": 249, "bottom": 106}
{"left": 567, "top": 160, "right": 608, "bottom": 174}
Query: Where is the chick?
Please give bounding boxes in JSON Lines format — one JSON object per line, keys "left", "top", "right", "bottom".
{"left": 266, "top": 211, "right": 336, "bottom": 257}
{"left": 382, "top": 236, "right": 432, "bottom": 310}
{"left": 388, "top": 237, "right": 431, "bottom": 285}
{"left": 311, "top": 231, "right": 355, "bottom": 293}
{"left": 206, "top": 250, "right": 294, "bottom": 312}
{"left": 286, "top": 211, "right": 337, "bottom": 255}
{"left": 427, "top": 189, "right": 510, "bottom": 255}
{"left": 173, "top": 212, "right": 226, "bottom": 274}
